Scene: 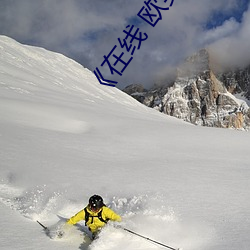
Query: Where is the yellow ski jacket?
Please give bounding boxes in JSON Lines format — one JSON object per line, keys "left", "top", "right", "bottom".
{"left": 67, "top": 206, "right": 121, "bottom": 233}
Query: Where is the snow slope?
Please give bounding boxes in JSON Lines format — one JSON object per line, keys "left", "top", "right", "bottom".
{"left": 0, "top": 35, "right": 250, "bottom": 250}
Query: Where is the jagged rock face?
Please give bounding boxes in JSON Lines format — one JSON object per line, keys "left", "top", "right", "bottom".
{"left": 218, "top": 66, "right": 250, "bottom": 99}
{"left": 123, "top": 84, "right": 148, "bottom": 103}
{"left": 161, "top": 74, "right": 249, "bottom": 128}
{"left": 123, "top": 84, "right": 146, "bottom": 95}
{"left": 123, "top": 49, "right": 250, "bottom": 130}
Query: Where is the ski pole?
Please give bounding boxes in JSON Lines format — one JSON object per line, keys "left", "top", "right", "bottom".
{"left": 122, "top": 227, "right": 180, "bottom": 250}
{"left": 37, "top": 220, "right": 48, "bottom": 231}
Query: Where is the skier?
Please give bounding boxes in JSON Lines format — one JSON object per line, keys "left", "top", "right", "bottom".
{"left": 66, "top": 194, "right": 121, "bottom": 239}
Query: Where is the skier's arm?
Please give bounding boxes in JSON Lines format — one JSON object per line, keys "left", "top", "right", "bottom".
{"left": 104, "top": 207, "right": 122, "bottom": 222}
{"left": 67, "top": 209, "right": 85, "bottom": 225}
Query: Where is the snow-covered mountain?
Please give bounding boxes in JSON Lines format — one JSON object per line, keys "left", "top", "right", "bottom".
{"left": 0, "top": 36, "right": 250, "bottom": 250}
{"left": 124, "top": 49, "right": 250, "bottom": 130}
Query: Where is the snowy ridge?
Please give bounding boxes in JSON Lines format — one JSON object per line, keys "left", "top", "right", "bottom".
{"left": 0, "top": 35, "right": 145, "bottom": 110}
{"left": 0, "top": 36, "right": 250, "bottom": 250}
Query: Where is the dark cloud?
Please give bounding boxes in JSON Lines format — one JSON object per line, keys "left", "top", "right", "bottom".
{"left": 0, "top": 0, "right": 249, "bottom": 88}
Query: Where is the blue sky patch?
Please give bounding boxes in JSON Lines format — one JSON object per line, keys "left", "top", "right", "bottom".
{"left": 206, "top": 0, "right": 249, "bottom": 29}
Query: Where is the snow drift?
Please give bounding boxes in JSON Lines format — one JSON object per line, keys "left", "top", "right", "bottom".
{"left": 0, "top": 36, "right": 250, "bottom": 250}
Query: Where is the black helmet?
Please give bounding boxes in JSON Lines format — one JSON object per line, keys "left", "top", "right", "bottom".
{"left": 89, "top": 195, "right": 104, "bottom": 210}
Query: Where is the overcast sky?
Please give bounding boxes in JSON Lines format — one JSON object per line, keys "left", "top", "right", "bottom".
{"left": 0, "top": 0, "right": 249, "bottom": 89}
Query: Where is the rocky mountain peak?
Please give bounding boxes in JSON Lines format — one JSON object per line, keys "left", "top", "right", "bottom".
{"left": 123, "top": 49, "right": 250, "bottom": 130}
{"left": 177, "top": 49, "right": 210, "bottom": 78}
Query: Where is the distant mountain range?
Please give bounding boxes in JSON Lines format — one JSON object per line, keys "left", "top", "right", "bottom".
{"left": 123, "top": 49, "right": 250, "bottom": 130}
